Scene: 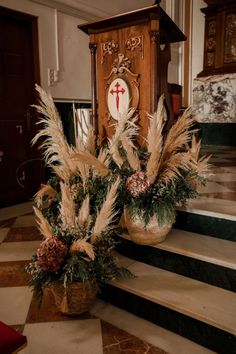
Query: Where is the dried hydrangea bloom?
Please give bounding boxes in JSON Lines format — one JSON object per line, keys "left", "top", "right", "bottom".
{"left": 126, "top": 171, "right": 150, "bottom": 197}
{"left": 37, "top": 237, "right": 67, "bottom": 272}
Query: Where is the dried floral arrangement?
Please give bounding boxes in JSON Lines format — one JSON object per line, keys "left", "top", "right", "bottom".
{"left": 107, "top": 96, "right": 211, "bottom": 228}
{"left": 27, "top": 84, "right": 211, "bottom": 290}
{"left": 26, "top": 85, "right": 131, "bottom": 300}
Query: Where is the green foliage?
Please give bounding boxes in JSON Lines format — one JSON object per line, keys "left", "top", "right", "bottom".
{"left": 26, "top": 227, "right": 133, "bottom": 301}
{"left": 124, "top": 172, "right": 200, "bottom": 226}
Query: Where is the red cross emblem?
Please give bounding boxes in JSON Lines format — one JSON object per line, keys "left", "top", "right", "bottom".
{"left": 110, "top": 81, "right": 126, "bottom": 111}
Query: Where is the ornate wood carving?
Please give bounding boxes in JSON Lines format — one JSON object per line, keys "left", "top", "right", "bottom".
{"left": 198, "top": 0, "right": 236, "bottom": 76}
{"left": 101, "top": 40, "right": 118, "bottom": 64}
{"left": 78, "top": 4, "right": 186, "bottom": 141}
{"left": 104, "top": 53, "right": 140, "bottom": 121}
{"left": 224, "top": 13, "right": 236, "bottom": 64}
{"left": 125, "top": 36, "right": 143, "bottom": 59}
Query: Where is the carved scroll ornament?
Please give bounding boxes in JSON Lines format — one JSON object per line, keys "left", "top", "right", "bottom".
{"left": 125, "top": 35, "right": 144, "bottom": 58}
{"left": 101, "top": 40, "right": 119, "bottom": 64}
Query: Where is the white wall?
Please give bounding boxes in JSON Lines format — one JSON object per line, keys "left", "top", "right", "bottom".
{"left": 190, "top": 0, "right": 206, "bottom": 99}
{"left": 0, "top": 0, "right": 91, "bottom": 100}
{"left": 0, "top": 0, "right": 206, "bottom": 102}
{"left": 53, "top": 12, "right": 90, "bottom": 100}
{"left": 165, "top": 0, "right": 183, "bottom": 85}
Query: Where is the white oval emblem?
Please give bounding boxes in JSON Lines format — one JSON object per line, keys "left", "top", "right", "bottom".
{"left": 107, "top": 78, "right": 130, "bottom": 120}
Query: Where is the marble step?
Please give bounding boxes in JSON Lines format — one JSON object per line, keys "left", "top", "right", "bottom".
{"left": 117, "top": 229, "right": 236, "bottom": 291}
{"left": 91, "top": 299, "right": 217, "bottom": 354}
{"left": 156, "top": 228, "right": 236, "bottom": 270}
{"left": 175, "top": 209, "right": 236, "bottom": 242}
{"left": 101, "top": 254, "right": 236, "bottom": 354}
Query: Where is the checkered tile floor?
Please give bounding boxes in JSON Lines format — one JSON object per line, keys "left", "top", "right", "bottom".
{"left": 0, "top": 212, "right": 166, "bottom": 354}
{"left": 184, "top": 145, "right": 236, "bottom": 218}
{"left": 1, "top": 145, "right": 236, "bottom": 353}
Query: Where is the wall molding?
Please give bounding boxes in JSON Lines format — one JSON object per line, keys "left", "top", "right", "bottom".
{"left": 30, "top": 0, "right": 102, "bottom": 21}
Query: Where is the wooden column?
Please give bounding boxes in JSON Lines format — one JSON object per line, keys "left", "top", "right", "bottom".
{"left": 89, "top": 38, "right": 98, "bottom": 135}
{"left": 149, "top": 19, "right": 160, "bottom": 113}
{"left": 160, "top": 43, "right": 174, "bottom": 130}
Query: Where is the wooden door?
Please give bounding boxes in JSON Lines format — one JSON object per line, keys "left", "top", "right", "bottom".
{"left": 0, "top": 6, "right": 43, "bottom": 207}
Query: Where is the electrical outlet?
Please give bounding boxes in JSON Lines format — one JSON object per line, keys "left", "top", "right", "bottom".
{"left": 53, "top": 70, "right": 59, "bottom": 83}
{"left": 48, "top": 68, "right": 55, "bottom": 86}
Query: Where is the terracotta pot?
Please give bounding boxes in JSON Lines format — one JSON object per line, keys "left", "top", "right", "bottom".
{"left": 124, "top": 209, "right": 174, "bottom": 245}
{"left": 49, "top": 281, "right": 98, "bottom": 316}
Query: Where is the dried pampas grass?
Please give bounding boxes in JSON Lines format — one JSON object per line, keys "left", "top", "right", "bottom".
{"left": 91, "top": 177, "right": 120, "bottom": 243}
{"left": 32, "top": 85, "right": 78, "bottom": 181}
{"left": 77, "top": 196, "right": 90, "bottom": 229}
{"left": 34, "top": 184, "right": 56, "bottom": 207}
{"left": 161, "top": 107, "right": 194, "bottom": 162}
{"left": 72, "top": 150, "right": 110, "bottom": 176}
{"left": 59, "top": 182, "right": 76, "bottom": 229}
{"left": 108, "top": 108, "right": 137, "bottom": 168}
{"left": 70, "top": 239, "right": 95, "bottom": 260}
{"left": 33, "top": 206, "right": 53, "bottom": 239}
{"left": 146, "top": 95, "right": 165, "bottom": 183}
{"left": 190, "top": 135, "right": 212, "bottom": 178}
{"left": 86, "top": 125, "right": 96, "bottom": 155}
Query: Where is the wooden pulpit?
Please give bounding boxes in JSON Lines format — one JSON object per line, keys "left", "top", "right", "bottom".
{"left": 78, "top": 3, "right": 186, "bottom": 143}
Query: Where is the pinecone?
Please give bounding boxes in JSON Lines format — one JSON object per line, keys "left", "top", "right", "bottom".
{"left": 37, "top": 236, "right": 67, "bottom": 272}
{"left": 126, "top": 171, "right": 150, "bottom": 197}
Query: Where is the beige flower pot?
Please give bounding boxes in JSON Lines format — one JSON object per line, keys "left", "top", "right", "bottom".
{"left": 124, "top": 209, "right": 174, "bottom": 245}
{"left": 49, "top": 281, "right": 98, "bottom": 316}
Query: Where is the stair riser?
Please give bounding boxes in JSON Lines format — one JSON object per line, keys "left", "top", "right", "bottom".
{"left": 175, "top": 211, "right": 236, "bottom": 242}
{"left": 100, "top": 285, "right": 236, "bottom": 354}
{"left": 116, "top": 238, "right": 236, "bottom": 292}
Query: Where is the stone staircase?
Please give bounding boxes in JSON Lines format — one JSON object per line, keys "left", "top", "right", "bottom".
{"left": 100, "top": 208, "right": 236, "bottom": 354}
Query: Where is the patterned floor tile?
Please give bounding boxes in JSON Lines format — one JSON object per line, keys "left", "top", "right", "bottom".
{"left": 214, "top": 181, "right": 236, "bottom": 190}
{"left": 0, "top": 241, "right": 40, "bottom": 262}
{"left": 0, "top": 286, "right": 33, "bottom": 325}
{"left": 0, "top": 260, "right": 30, "bottom": 287}
{"left": 101, "top": 320, "right": 167, "bottom": 354}
{"left": 0, "top": 144, "right": 235, "bottom": 353}
{"left": 22, "top": 319, "right": 103, "bottom": 354}
{"left": 201, "top": 192, "right": 236, "bottom": 201}
{"left": 12, "top": 215, "right": 35, "bottom": 228}
{"left": 4, "top": 226, "right": 42, "bottom": 242}
{"left": 26, "top": 288, "right": 84, "bottom": 324}
{"left": 0, "top": 217, "right": 16, "bottom": 228}
{"left": 0, "top": 228, "right": 9, "bottom": 243}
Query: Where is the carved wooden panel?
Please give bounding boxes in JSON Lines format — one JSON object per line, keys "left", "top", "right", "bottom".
{"left": 224, "top": 13, "right": 236, "bottom": 64}
{"left": 94, "top": 23, "right": 153, "bottom": 144}
{"left": 78, "top": 4, "right": 186, "bottom": 142}
{"left": 199, "top": 0, "right": 236, "bottom": 76}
